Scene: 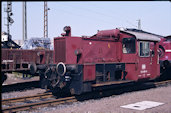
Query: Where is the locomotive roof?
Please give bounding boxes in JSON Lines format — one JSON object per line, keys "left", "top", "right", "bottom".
{"left": 121, "top": 28, "right": 161, "bottom": 42}
{"left": 126, "top": 28, "right": 163, "bottom": 37}
{"left": 164, "top": 35, "right": 171, "bottom": 39}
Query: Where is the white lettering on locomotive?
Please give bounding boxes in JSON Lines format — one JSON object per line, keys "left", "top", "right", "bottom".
{"left": 2, "top": 60, "right": 14, "bottom": 63}
{"left": 142, "top": 64, "right": 146, "bottom": 70}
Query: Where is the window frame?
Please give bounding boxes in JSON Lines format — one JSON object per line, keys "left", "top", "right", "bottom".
{"left": 122, "top": 37, "right": 136, "bottom": 54}
{"left": 139, "top": 41, "right": 150, "bottom": 57}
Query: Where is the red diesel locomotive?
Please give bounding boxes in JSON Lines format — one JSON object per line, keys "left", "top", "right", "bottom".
{"left": 159, "top": 35, "right": 171, "bottom": 76}
{"left": 40, "top": 26, "right": 161, "bottom": 95}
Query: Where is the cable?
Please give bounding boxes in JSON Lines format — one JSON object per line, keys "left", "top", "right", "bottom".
{"left": 54, "top": 6, "right": 116, "bottom": 26}
{"left": 56, "top": 3, "right": 138, "bottom": 28}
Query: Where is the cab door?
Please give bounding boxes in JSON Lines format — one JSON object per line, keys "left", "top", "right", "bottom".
{"left": 122, "top": 37, "right": 137, "bottom": 80}
{"left": 150, "top": 42, "right": 160, "bottom": 78}
{"left": 137, "top": 41, "right": 152, "bottom": 80}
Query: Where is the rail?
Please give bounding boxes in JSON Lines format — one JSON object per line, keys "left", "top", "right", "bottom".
{"left": 2, "top": 79, "right": 171, "bottom": 113}
{"left": 2, "top": 93, "right": 76, "bottom": 113}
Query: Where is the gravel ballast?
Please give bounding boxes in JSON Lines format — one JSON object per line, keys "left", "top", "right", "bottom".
{"left": 2, "top": 74, "right": 171, "bottom": 113}
{"left": 2, "top": 88, "right": 46, "bottom": 99}
{"left": 28, "top": 85, "right": 171, "bottom": 113}
{"left": 3, "top": 73, "right": 171, "bottom": 113}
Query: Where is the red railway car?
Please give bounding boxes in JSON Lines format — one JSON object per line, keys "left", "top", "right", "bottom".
{"left": 1, "top": 48, "right": 53, "bottom": 83}
{"left": 159, "top": 35, "right": 171, "bottom": 77}
{"left": 40, "top": 26, "right": 161, "bottom": 95}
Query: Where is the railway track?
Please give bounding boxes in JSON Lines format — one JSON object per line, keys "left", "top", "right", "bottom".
{"left": 2, "top": 92, "right": 52, "bottom": 104}
{"left": 2, "top": 80, "right": 40, "bottom": 93}
{"left": 154, "top": 79, "right": 171, "bottom": 86}
{"left": 2, "top": 92, "right": 76, "bottom": 113}
{"left": 2, "top": 79, "right": 171, "bottom": 113}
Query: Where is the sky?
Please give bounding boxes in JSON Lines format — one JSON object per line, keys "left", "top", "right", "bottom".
{"left": 1, "top": 1, "right": 171, "bottom": 41}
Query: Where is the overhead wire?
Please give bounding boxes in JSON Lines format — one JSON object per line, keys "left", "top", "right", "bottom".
{"left": 54, "top": 7, "right": 115, "bottom": 25}
{"left": 86, "top": 2, "right": 139, "bottom": 28}
{"left": 63, "top": 2, "right": 138, "bottom": 28}
{"left": 54, "top": 4, "right": 121, "bottom": 26}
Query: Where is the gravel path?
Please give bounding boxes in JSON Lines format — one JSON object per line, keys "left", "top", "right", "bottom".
{"left": 26, "top": 84, "right": 171, "bottom": 113}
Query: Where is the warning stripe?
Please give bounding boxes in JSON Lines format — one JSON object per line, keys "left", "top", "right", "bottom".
{"left": 165, "top": 49, "right": 171, "bottom": 52}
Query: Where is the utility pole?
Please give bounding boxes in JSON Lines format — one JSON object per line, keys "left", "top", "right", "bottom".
{"left": 4, "top": 2, "right": 14, "bottom": 38}
{"left": 137, "top": 19, "right": 141, "bottom": 30}
{"left": 23, "top": 2, "right": 27, "bottom": 41}
{"left": 2, "top": 2, "right": 20, "bottom": 49}
{"left": 44, "top": 1, "right": 50, "bottom": 38}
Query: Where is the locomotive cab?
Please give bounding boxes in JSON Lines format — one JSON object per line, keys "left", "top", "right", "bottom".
{"left": 120, "top": 29, "right": 160, "bottom": 81}
{"left": 42, "top": 26, "right": 161, "bottom": 95}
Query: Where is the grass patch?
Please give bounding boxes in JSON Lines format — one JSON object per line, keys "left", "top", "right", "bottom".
{"left": 12, "top": 72, "right": 33, "bottom": 78}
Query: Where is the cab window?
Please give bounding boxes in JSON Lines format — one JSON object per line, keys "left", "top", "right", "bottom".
{"left": 139, "top": 41, "right": 150, "bottom": 57}
{"left": 122, "top": 38, "right": 136, "bottom": 54}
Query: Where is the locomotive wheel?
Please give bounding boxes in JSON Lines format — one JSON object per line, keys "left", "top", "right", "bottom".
{"left": 51, "top": 87, "right": 63, "bottom": 97}
{"left": 45, "top": 67, "right": 60, "bottom": 88}
{"left": 29, "top": 63, "right": 37, "bottom": 75}
{"left": 159, "top": 60, "right": 171, "bottom": 80}
{"left": 45, "top": 66, "right": 67, "bottom": 90}
{"left": 39, "top": 70, "right": 48, "bottom": 89}
{"left": 163, "top": 60, "right": 170, "bottom": 69}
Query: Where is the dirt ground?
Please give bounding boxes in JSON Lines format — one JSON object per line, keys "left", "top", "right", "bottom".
{"left": 2, "top": 73, "right": 39, "bottom": 86}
